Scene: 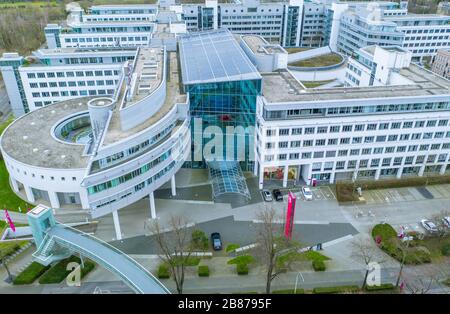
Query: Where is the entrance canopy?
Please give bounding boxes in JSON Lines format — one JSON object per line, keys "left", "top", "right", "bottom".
{"left": 207, "top": 160, "right": 250, "bottom": 200}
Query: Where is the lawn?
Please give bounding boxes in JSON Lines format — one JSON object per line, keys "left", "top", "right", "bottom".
{"left": 13, "top": 261, "right": 50, "bottom": 285}
{"left": 38, "top": 255, "right": 95, "bottom": 284}
{"left": 301, "top": 80, "right": 334, "bottom": 88}
{"left": 289, "top": 53, "right": 343, "bottom": 67}
{"left": 285, "top": 47, "right": 312, "bottom": 54}
{"left": 0, "top": 1, "right": 58, "bottom": 9}
{"left": 0, "top": 117, "right": 32, "bottom": 213}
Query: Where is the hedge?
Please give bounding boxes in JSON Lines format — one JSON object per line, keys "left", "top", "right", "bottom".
{"left": 13, "top": 262, "right": 50, "bottom": 285}
{"left": 191, "top": 230, "right": 209, "bottom": 251}
{"left": 198, "top": 265, "right": 210, "bottom": 277}
{"left": 236, "top": 263, "right": 248, "bottom": 275}
{"left": 312, "top": 260, "right": 326, "bottom": 271}
{"left": 158, "top": 263, "right": 170, "bottom": 279}
{"left": 272, "top": 289, "right": 305, "bottom": 294}
{"left": 313, "top": 285, "right": 360, "bottom": 294}
{"left": 227, "top": 255, "right": 254, "bottom": 265}
{"left": 38, "top": 256, "right": 95, "bottom": 284}
{"left": 225, "top": 243, "right": 240, "bottom": 253}
{"left": 365, "top": 283, "right": 396, "bottom": 291}
{"left": 336, "top": 175, "right": 450, "bottom": 202}
{"left": 441, "top": 243, "right": 450, "bottom": 256}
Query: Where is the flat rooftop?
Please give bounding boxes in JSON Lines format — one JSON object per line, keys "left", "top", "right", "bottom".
{"left": 1, "top": 98, "right": 92, "bottom": 169}
{"left": 103, "top": 50, "right": 186, "bottom": 146}
{"left": 179, "top": 29, "right": 261, "bottom": 85}
{"left": 263, "top": 64, "right": 450, "bottom": 103}
{"left": 241, "top": 35, "right": 286, "bottom": 55}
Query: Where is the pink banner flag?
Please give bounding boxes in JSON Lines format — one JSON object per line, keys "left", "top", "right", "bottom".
{"left": 4, "top": 210, "right": 16, "bottom": 233}
{"left": 284, "top": 192, "right": 297, "bottom": 240}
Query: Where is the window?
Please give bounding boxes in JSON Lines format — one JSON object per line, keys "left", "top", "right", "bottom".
{"left": 303, "top": 140, "right": 313, "bottom": 147}
{"left": 266, "top": 129, "right": 276, "bottom": 136}
{"left": 289, "top": 153, "right": 299, "bottom": 160}
{"left": 278, "top": 141, "right": 288, "bottom": 148}
{"left": 317, "top": 127, "right": 327, "bottom": 133}
{"left": 391, "top": 122, "right": 401, "bottom": 129}
{"left": 379, "top": 123, "right": 389, "bottom": 130}
{"left": 290, "top": 141, "right": 301, "bottom": 148}
{"left": 342, "top": 125, "right": 352, "bottom": 132}
{"left": 426, "top": 120, "right": 437, "bottom": 127}
{"left": 278, "top": 154, "right": 287, "bottom": 160}
{"left": 305, "top": 127, "right": 315, "bottom": 134}
{"left": 291, "top": 128, "right": 302, "bottom": 135}
{"left": 340, "top": 138, "right": 350, "bottom": 144}
{"left": 316, "top": 139, "right": 326, "bottom": 146}
{"left": 329, "top": 126, "right": 340, "bottom": 133}
{"left": 355, "top": 124, "right": 364, "bottom": 131}
{"left": 350, "top": 149, "right": 360, "bottom": 156}
{"left": 362, "top": 148, "right": 371, "bottom": 155}
{"left": 313, "top": 151, "right": 324, "bottom": 158}
{"left": 279, "top": 128, "right": 289, "bottom": 136}
{"left": 326, "top": 151, "right": 336, "bottom": 158}
{"left": 367, "top": 124, "right": 377, "bottom": 130}
{"left": 338, "top": 150, "right": 348, "bottom": 157}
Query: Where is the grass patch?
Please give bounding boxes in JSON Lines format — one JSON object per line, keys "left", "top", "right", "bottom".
{"left": 272, "top": 289, "right": 305, "bottom": 294}
{"left": 289, "top": 53, "right": 342, "bottom": 67}
{"left": 302, "top": 250, "right": 331, "bottom": 262}
{"left": 286, "top": 47, "right": 311, "bottom": 54}
{"left": 227, "top": 255, "right": 254, "bottom": 265}
{"left": 442, "top": 278, "right": 450, "bottom": 287}
{"left": 13, "top": 262, "right": 50, "bottom": 285}
{"left": 38, "top": 256, "right": 95, "bottom": 284}
{"left": 0, "top": 118, "right": 32, "bottom": 213}
{"left": 313, "top": 285, "right": 359, "bottom": 294}
{"left": 372, "top": 224, "right": 432, "bottom": 264}
{"left": 225, "top": 243, "right": 240, "bottom": 253}
{"left": 301, "top": 80, "right": 334, "bottom": 88}
{"left": 198, "top": 265, "right": 210, "bottom": 277}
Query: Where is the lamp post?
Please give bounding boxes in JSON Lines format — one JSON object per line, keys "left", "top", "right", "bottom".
{"left": 294, "top": 271, "right": 305, "bottom": 294}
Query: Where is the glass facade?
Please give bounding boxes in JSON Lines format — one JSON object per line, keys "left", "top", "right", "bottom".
{"left": 184, "top": 79, "right": 262, "bottom": 170}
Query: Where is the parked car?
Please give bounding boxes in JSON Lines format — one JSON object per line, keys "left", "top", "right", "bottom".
{"left": 442, "top": 216, "right": 450, "bottom": 228}
{"left": 420, "top": 219, "right": 438, "bottom": 233}
{"left": 261, "top": 189, "right": 273, "bottom": 202}
{"left": 301, "top": 186, "right": 313, "bottom": 201}
{"left": 211, "top": 232, "right": 222, "bottom": 251}
{"left": 273, "top": 189, "right": 283, "bottom": 201}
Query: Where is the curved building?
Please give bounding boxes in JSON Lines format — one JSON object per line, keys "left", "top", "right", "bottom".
{"left": 0, "top": 46, "right": 190, "bottom": 239}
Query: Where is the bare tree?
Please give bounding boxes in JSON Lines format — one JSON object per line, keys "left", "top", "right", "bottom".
{"left": 150, "top": 215, "right": 195, "bottom": 294}
{"left": 254, "top": 207, "right": 301, "bottom": 294}
{"left": 351, "top": 237, "right": 383, "bottom": 289}
{"left": 0, "top": 247, "right": 13, "bottom": 283}
{"left": 432, "top": 210, "right": 450, "bottom": 239}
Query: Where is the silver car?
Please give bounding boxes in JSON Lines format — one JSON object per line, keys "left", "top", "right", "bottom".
{"left": 262, "top": 189, "right": 273, "bottom": 202}
{"left": 420, "top": 219, "right": 438, "bottom": 233}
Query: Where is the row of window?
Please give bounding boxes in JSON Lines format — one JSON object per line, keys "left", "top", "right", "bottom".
{"left": 26, "top": 70, "right": 119, "bottom": 79}
{"left": 30, "top": 80, "right": 117, "bottom": 89}
{"left": 9, "top": 163, "right": 77, "bottom": 182}
{"left": 33, "top": 89, "right": 114, "bottom": 107}
{"left": 264, "top": 120, "right": 450, "bottom": 137}
{"left": 63, "top": 36, "right": 148, "bottom": 43}
{"left": 265, "top": 152, "right": 450, "bottom": 167}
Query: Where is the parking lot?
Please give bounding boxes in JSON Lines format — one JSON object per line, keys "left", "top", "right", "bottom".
{"left": 261, "top": 185, "right": 336, "bottom": 202}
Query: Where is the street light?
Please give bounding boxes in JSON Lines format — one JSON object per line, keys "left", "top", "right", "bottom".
{"left": 294, "top": 271, "right": 305, "bottom": 294}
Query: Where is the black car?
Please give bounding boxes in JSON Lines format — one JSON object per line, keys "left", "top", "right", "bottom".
{"left": 273, "top": 189, "right": 283, "bottom": 201}
{"left": 211, "top": 232, "right": 222, "bottom": 251}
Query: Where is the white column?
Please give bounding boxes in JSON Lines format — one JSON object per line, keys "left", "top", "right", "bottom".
{"left": 149, "top": 192, "right": 156, "bottom": 219}
{"left": 49, "top": 191, "right": 60, "bottom": 209}
{"left": 329, "top": 171, "right": 335, "bottom": 184}
{"left": 258, "top": 165, "right": 264, "bottom": 189}
{"left": 253, "top": 160, "right": 258, "bottom": 176}
{"left": 396, "top": 167, "right": 403, "bottom": 179}
{"left": 79, "top": 190, "right": 90, "bottom": 210}
{"left": 112, "top": 210, "right": 122, "bottom": 241}
{"left": 10, "top": 178, "right": 19, "bottom": 192}
{"left": 352, "top": 170, "right": 358, "bottom": 182}
{"left": 418, "top": 164, "right": 425, "bottom": 177}
{"left": 282, "top": 165, "right": 288, "bottom": 188}
{"left": 24, "top": 185, "right": 35, "bottom": 203}
{"left": 375, "top": 168, "right": 381, "bottom": 180}
{"left": 171, "top": 175, "right": 176, "bottom": 197}
{"left": 440, "top": 164, "right": 446, "bottom": 175}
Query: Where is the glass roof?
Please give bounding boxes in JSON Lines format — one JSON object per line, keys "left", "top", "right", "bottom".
{"left": 179, "top": 29, "right": 261, "bottom": 85}
{"left": 207, "top": 160, "right": 251, "bottom": 200}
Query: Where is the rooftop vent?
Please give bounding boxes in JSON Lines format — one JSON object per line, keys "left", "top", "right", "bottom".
{"left": 43, "top": 149, "right": 50, "bottom": 155}
{"left": 61, "top": 155, "right": 66, "bottom": 159}
{"left": 32, "top": 148, "right": 38, "bottom": 153}
{"left": 23, "top": 135, "right": 28, "bottom": 140}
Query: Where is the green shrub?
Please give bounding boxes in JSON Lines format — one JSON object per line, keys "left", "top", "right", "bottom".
{"left": 38, "top": 256, "right": 95, "bottom": 284}
{"left": 158, "top": 263, "right": 170, "bottom": 279}
{"left": 173, "top": 256, "right": 201, "bottom": 266}
{"left": 198, "top": 265, "right": 210, "bottom": 277}
{"left": 443, "top": 278, "right": 450, "bottom": 287}
{"left": 191, "top": 229, "right": 209, "bottom": 251}
{"left": 272, "top": 289, "right": 305, "bottom": 294}
{"left": 312, "top": 260, "right": 326, "bottom": 271}
{"left": 236, "top": 263, "right": 248, "bottom": 275}
{"left": 441, "top": 243, "right": 450, "bottom": 256}
{"left": 313, "top": 285, "right": 359, "bottom": 294}
{"left": 335, "top": 182, "right": 358, "bottom": 202}
{"left": 13, "top": 262, "right": 50, "bottom": 285}
{"left": 227, "top": 255, "right": 254, "bottom": 265}
{"left": 225, "top": 243, "right": 240, "bottom": 253}
{"left": 303, "top": 251, "right": 331, "bottom": 262}
{"left": 372, "top": 223, "right": 397, "bottom": 241}
{"left": 365, "top": 283, "right": 395, "bottom": 291}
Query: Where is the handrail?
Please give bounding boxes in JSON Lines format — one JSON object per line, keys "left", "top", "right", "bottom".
{"left": 53, "top": 222, "right": 170, "bottom": 293}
